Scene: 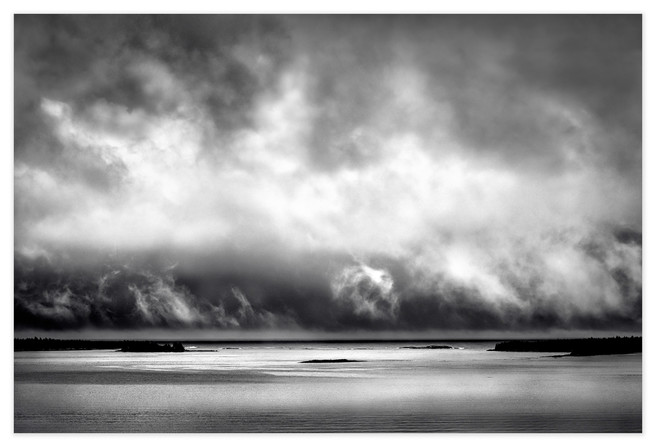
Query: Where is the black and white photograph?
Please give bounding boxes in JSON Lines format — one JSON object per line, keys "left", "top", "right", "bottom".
{"left": 12, "top": 12, "right": 643, "bottom": 434}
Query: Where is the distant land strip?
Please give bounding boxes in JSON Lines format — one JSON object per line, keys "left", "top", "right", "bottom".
{"left": 14, "top": 338, "right": 186, "bottom": 352}
{"left": 490, "top": 336, "right": 641, "bottom": 356}
{"left": 14, "top": 336, "right": 642, "bottom": 355}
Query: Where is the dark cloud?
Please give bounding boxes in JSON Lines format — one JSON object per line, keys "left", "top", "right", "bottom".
{"left": 15, "top": 15, "right": 291, "bottom": 151}
{"left": 14, "top": 15, "right": 641, "bottom": 335}
{"left": 14, "top": 224, "right": 641, "bottom": 332}
{"left": 287, "top": 15, "right": 641, "bottom": 176}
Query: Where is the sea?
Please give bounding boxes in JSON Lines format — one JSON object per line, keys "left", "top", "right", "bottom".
{"left": 14, "top": 341, "right": 642, "bottom": 433}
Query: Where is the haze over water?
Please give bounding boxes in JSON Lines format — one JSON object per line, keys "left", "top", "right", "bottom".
{"left": 14, "top": 341, "right": 642, "bottom": 432}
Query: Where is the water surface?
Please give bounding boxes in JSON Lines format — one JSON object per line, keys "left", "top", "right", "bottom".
{"left": 14, "top": 341, "right": 642, "bottom": 432}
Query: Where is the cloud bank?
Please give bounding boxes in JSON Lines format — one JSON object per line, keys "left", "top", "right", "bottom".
{"left": 14, "top": 15, "right": 641, "bottom": 335}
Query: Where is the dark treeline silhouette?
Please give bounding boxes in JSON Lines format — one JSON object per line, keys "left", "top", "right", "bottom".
{"left": 492, "top": 336, "right": 641, "bottom": 356}
{"left": 15, "top": 337, "right": 185, "bottom": 352}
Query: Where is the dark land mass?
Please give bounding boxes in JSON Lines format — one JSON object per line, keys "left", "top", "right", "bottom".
{"left": 14, "top": 338, "right": 186, "bottom": 352}
{"left": 491, "top": 336, "right": 641, "bottom": 356}
{"left": 401, "top": 345, "right": 453, "bottom": 350}
{"left": 300, "top": 359, "right": 364, "bottom": 363}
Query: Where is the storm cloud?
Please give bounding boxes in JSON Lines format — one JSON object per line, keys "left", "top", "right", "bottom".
{"left": 14, "top": 15, "right": 642, "bottom": 336}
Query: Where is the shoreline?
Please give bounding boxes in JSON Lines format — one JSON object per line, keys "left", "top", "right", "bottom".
{"left": 490, "top": 336, "right": 641, "bottom": 356}
{"left": 14, "top": 336, "right": 642, "bottom": 353}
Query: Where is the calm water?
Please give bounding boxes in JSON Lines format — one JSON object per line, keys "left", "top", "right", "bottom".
{"left": 14, "top": 341, "right": 642, "bottom": 433}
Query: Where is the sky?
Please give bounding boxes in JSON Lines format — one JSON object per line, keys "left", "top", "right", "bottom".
{"left": 13, "top": 14, "right": 642, "bottom": 338}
